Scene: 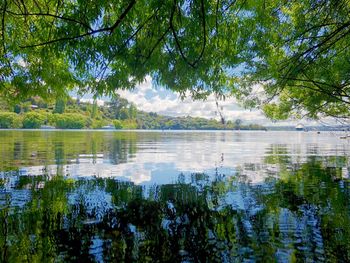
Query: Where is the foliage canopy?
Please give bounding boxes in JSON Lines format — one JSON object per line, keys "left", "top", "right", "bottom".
{"left": 0, "top": 0, "right": 349, "bottom": 119}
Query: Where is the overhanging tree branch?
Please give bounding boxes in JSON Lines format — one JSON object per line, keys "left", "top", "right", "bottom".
{"left": 169, "top": 0, "right": 206, "bottom": 68}
{"left": 5, "top": 10, "right": 93, "bottom": 31}
{"left": 142, "top": 27, "right": 171, "bottom": 65}
{"left": 18, "top": 0, "right": 136, "bottom": 48}
{"left": 96, "top": 8, "right": 162, "bottom": 80}
{"left": 109, "top": 0, "right": 136, "bottom": 34}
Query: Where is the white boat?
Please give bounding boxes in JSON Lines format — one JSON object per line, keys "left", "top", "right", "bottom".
{"left": 40, "top": 125, "right": 56, "bottom": 129}
{"left": 295, "top": 123, "right": 304, "bottom": 131}
{"left": 101, "top": 125, "right": 115, "bottom": 130}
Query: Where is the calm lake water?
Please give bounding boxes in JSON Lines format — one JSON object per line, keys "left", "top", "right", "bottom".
{"left": 0, "top": 130, "right": 350, "bottom": 262}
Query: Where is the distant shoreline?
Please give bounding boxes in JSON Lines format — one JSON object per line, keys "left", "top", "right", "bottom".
{"left": 0, "top": 128, "right": 348, "bottom": 133}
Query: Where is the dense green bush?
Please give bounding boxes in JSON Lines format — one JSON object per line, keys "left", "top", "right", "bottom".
{"left": 55, "top": 113, "right": 87, "bottom": 129}
{"left": 121, "top": 119, "right": 137, "bottom": 129}
{"left": 0, "top": 112, "right": 22, "bottom": 128}
{"left": 22, "top": 112, "right": 46, "bottom": 128}
{"left": 46, "top": 113, "right": 58, "bottom": 126}
{"left": 113, "top": 120, "right": 123, "bottom": 129}
{"left": 92, "top": 119, "right": 108, "bottom": 129}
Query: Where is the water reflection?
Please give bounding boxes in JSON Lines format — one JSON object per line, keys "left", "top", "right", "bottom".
{"left": 1, "top": 131, "right": 349, "bottom": 185}
{"left": 0, "top": 159, "right": 350, "bottom": 262}
{"left": 0, "top": 130, "right": 350, "bottom": 261}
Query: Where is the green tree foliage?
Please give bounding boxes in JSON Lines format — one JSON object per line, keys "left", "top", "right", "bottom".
{"left": 128, "top": 104, "right": 137, "bottom": 119}
{"left": 22, "top": 112, "right": 45, "bottom": 128}
{"left": 54, "top": 98, "right": 66, "bottom": 114}
{"left": 91, "top": 119, "right": 108, "bottom": 129}
{"left": 104, "top": 95, "right": 130, "bottom": 119}
{"left": 0, "top": 96, "right": 265, "bottom": 130}
{"left": 55, "top": 114, "right": 87, "bottom": 129}
{"left": 91, "top": 100, "right": 98, "bottom": 119}
{"left": 113, "top": 120, "right": 123, "bottom": 129}
{"left": 0, "top": 112, "right": 22, "bottom": 128}
{"left": 236, "top": 1, "right": 350, "bottom": 120}
{"left": 1, "top": 1, "right": 348, "bottom": 119}
{"left": 121, "top": 119, "right": 138, "bottom": 129}
{"left": 119, "top": 107, "right": 130, "bottom": 120}
{"left": 21, "top": 102, "right": 32, "bottom": 113}
{"left": 13, "top": 105, "right": 21, "bottom": 114}
{"left": 136, "top": 111, "right": 264, "bottom": 130}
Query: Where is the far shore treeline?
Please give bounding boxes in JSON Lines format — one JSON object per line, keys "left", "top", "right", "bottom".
{"left": 0, "top": 96, "right": 265, "bottom": 130}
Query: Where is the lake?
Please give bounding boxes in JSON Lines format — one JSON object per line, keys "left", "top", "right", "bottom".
{"left": 0, "top": 130, "right": 349, "bottom": 262}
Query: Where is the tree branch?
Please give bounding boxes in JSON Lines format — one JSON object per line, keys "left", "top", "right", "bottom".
{"left": 109, "top": 0, "right": 136, "bottom": 33}
{"left": 32, "top": 0, "right": 42, "bottom": 13}
{"left": 192, "top": 0, "right": 206, "bottom": 66}
{"left": 96, "top": 8, "right": 161, "bottom": 80}
{"left": 287, "top": 81, "right": 350, "bottom": 105}
{"left": 284, "top": 20, "right": 350, "bottom": 75}
{"left": 142, "top": 27, "right": 171, "bottom": 65}
{"left": 215, "top": 0, "right": 220, "bottom": 35}
{"left": 18, "top": 1, "right": 136, "bottom": 48}
{"left": 170, "top": 0, "right": 206, "bottom": 68}
{"left": 1, "top": 0, "right": 14, "bottom": 76}
{"left": 223, "top": 0, "right": 237, "bottom": 13}
{"left": 5, "top": 10, "right": 93, "bottom": 31}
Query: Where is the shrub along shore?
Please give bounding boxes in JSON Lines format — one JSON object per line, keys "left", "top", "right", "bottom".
{"left": 0, "top": 111, "right": 134, "bottom": 129}
{"left": 0, "top": 96, "right": 265, "bottom": 130}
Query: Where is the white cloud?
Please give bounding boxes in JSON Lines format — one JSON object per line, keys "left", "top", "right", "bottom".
{"left": 117, "top": 78, "right": 268, "bottom": 123}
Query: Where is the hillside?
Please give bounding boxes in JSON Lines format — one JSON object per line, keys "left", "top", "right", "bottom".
{"left": 0, "top": 96, "right": 265, "bottom": 130}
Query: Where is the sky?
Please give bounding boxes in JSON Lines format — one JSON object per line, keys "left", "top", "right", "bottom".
{"left": 78, "top": 77, "right": 325, "bottom": 126}
{"left": 116, "top": 77, "right": 271, "bottom": 125}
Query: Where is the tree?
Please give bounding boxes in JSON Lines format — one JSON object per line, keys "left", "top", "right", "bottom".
{"left": 128, "top": 104, "right": 137, "bottom": 119}
{"left": 234, "top": 119, "right": 242, "bottom": 129}
{"left": 0, "top": 0, "right": 349, "bottom": 119}
{"left": 54, "top": 98, "right": 66, "bottom": 114}
{"left": 55, "top": 113, "right": 87, "bottom": 129}
{"left": 22, "top": 112, "right": 45, "bottom": 128}
{"left": 113, "top": 120, "right": 123, "bottom": 129}
{"left": 13, "top": 105, "right": 21, "bottom": 114}
{"left": 106, "top": 95, "right": 129, "bottom": 119}
{"left": 0, "top": 112, "right": 21, "bottom": 128}
{"left": 91, "top": 100, "right": 98, "bottom": 119}
{"left": 119, "top": 107, "right": 130, "bottom": 120}
{"left": 236, "top": 0, "right": 350, "bottom": 120}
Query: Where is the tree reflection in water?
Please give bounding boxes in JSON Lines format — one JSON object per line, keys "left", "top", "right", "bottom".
{"left": 1, "top": 157, "right": 350, "bottom": 262}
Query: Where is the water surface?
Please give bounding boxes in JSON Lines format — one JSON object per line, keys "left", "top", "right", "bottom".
{"left": 0, "top": 130, "right": 349, "bottom": 262}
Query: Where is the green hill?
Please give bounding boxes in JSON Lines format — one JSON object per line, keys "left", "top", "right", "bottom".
{"left": 0, "top": 96, "right": 265, "bottom": 130}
